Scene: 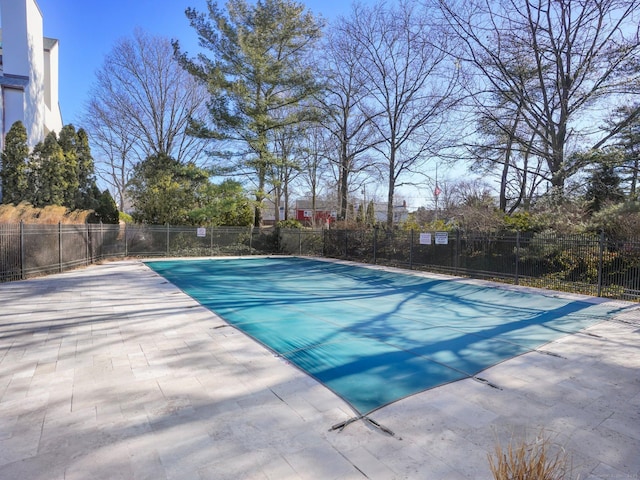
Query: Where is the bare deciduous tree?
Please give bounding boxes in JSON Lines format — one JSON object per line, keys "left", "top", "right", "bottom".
{"left": 320, "top": 22, "right": 382, "bottom": 221}
{"left": 84, "top": 29, "right": 209, "bottom": 210}
{"left": 89, "top": 112, "right": 136, "bottom": 211}
{"left": 472, "top": 93, "right": 547, "bottom": 213}
{"left": 270, "top": 122, "right": 305, "bottom": 222}
{"left": 295, "top": 123, "right": 334, "bottom": 224}
{"left": 343, "top": 0, "right": 462, "bottom": 227}
{"left": 440, "top": 0, "right": 640, "bottom": 196}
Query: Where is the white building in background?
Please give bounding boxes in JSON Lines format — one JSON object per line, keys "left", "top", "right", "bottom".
{"left": 0, "top": 0, "right": 62, "bottom": 152}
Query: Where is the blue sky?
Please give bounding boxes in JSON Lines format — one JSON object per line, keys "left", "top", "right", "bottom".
{"left": 34, "top": 0, "right": 438, "bottom": 208}
{"left": 36, "top": 0, "right": 358, "bottom": 126}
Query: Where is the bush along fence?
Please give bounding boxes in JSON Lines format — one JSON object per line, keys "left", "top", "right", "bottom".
{"left": 1, "top": 222, "right": 639, "bottom": 302}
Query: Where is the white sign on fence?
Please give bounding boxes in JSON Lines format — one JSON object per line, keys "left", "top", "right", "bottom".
{"left": 196, "top": 227, "right": 206, "bottom": 238}
{"left": 419, "top": 232, "right": 432, "bottom": 245}
{"left": 435, "top": 231, "right": 449, "bottom": 245}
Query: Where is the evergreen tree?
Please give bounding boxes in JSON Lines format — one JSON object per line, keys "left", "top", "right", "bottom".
{"left": 56, "top": 125, "right": 101, "bottom": 210}
{"left": 2, "top": 121, "right": 104, "bottom": 214}
{"left": 356, "top": 203, "right": 364, "bottom": 223}
{"left": 73, "top": 128, "right": 100, "bottom": 210}
{"left": 1, "top": 121, "right": 29, "bottom": 204}
{"left": 128, "top": 154, "right": 210, "bottom": 224}
{"left": 94, "top": 188, "right": 119, "bottom": 224}
{"left": 31, "top": 132, "right": 67, "bottom": 207}
{"left": 176, "top": 0, "right": 324, "bottom": 226}
{"left": 57, "top": 125, "right": 81, "bottom": 208}
{"left": 366, "top": 200, "right": 375, "bottom": 225}
{"left": 188, "top": 180, "right": 253, "bottom": 226}
{"left": 608, "top": 103, "right": 640, "bottom": 200}
{"left": 585, "top": 163, "right": 625, "bottom": 213}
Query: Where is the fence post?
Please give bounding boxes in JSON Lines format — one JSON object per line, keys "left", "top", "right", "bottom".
{"left": 597, "top": 230, "right": 605, "bottom": 297}
{"left": 166, "top": 223, "right": 170, "bottom": 256}
{"left": 85, "top": 224, "right": 90, "bottom": 266}
{"left": 210, "top": 226, "right": 214, "bottom": 256}
{"left": 299, "top": 228, "right": 302, "bottom": 255}
{"left": 409, "top": 230, "right": 414, "bottom": 269}
{"left": 20, "top": 220, "right": 25, "bottom": 280}
{"left": 58, "top": 222, "right": 63, "bottom": 273}
{"left": 515, "top": 230, "right": 520, "bottom": 285}
{"left": 455, "top": 230, "right": 461, "bottom": 271}
{"left": 124, "top": 223, "right": 129, "bottom": 257}
{"left": 344, "top": 230, "right": 348, "bottom": 258}
{"left": 373, "top": 227, "right": 378, "bottom": 264}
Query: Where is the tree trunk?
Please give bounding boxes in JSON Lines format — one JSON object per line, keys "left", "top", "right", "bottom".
{"left": 339, "top": 136, "right": 349, "bottom": 220}
{"left": 499, "top": 156, "right": 510, "bottom": 212}
{"left": 254, "top": 163, "right": 266, "bottom": 227}
{"left": 631, "top": 157, "right": 639, "bottom": 200}
{"left": 386, "top": 150, "right": 395, "bottom": 228}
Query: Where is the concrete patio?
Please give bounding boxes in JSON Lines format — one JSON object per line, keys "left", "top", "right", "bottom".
{"left": 0, "top": 260, "right": 639, "bottom": 479}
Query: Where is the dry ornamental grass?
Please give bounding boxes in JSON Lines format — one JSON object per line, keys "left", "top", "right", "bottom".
{"left": 488, "top": 431, "right": 571, "bottom": 480}
{"left": 0, "top": 202, "right": 92, "bottom": 224}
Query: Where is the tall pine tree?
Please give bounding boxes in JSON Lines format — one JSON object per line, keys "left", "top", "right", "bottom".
{"left": 176, "top": 0, "right": 324, "bottom": 226}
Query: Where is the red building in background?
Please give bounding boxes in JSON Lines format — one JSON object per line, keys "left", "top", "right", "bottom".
{"left": 295, "top": 200, "right": 337, "bottom": 227}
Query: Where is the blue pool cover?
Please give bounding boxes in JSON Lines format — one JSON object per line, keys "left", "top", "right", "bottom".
{"left": 146, "top": 257, "right": 623, "bottom": 414}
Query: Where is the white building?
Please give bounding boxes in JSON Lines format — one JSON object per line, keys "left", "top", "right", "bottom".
{"left": 0, "top": 0, "right": 62, "bottom": 152}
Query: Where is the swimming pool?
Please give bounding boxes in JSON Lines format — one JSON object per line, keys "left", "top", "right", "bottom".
{"left": 146, "top": 257, "right": 624, "bottom": 415}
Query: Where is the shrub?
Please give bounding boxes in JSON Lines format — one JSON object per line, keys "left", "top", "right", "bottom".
{"left": 276, "top": 219, "right": 303, "bottom": 229}
{"left": 504, "top": 212, "right": 535, "bottom": 232}
{"left": 488, "top": 431, "right": 571, "bottom": 480}
{"left": 119, "top": 211, "right": 134, "bottom": 223}
{"left": 588, "top": 201, "right": 640, "bottom": 239}
{"left": 528, "top": 197, "right": 588, "bottom": 234}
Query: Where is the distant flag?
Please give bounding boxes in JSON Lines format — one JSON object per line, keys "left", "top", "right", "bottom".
{"left": 434, "top": 185, "right": 442, "bottom": 197}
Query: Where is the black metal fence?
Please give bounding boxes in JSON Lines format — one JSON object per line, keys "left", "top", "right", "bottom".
{"left": 0, "top": 223, "right": 324, "bottom": 282}
{"left": 323, "top": 229, "right": 640, "bottom": 302}
{"left": 1, "top": 223, "right": 639, "bottom": 302}
{"left": 1, "top": 223, "right": 101, "bottom": 282}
